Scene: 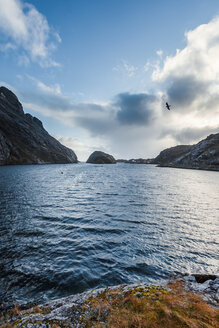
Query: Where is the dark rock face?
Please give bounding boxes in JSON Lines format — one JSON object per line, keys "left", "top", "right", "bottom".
{"left": 0, "top": 86, "right": 78, "bottom": 165}
{"left": 154, "top": 133, "right": 219, "bottom": 171}
{"left": 87, "top": 151, "right": 116, "bottom": 164}
{"left": 191, "top": 274, "right": 217, "bottom": 284}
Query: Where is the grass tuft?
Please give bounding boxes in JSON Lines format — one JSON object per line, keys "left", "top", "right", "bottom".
{"left": 81, "top": 281, "right": 219, "bottom": 328}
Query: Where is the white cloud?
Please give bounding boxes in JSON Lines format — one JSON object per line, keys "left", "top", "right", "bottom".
{"left": 0, "top": 0, "right": 61, "bottom": 67}
{"left": 150, "top": 16, "right": 219, "bottom": 139}
{"left": 37, "top": 81, "right": 62, "bottom": 95}
{"left": 156, "top": 49, "right": 163, "bottom": 58}
{"left": 113, "top": 60, "right": 138, "bottom": 77}
{"left": 152, "top": 17, "right": 219, "bottom": 83}
{"left": 0, "top": 42, "right": 17, "bottom": 51}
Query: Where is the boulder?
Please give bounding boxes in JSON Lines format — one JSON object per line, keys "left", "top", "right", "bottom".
{"left": 191, "top": 274, "right": 217, "bottom": 284}
{"left": 86, "top": 151, "right": 116, "bottom": 164}
{"left": 0, "top": 86, "right": 78, "bottom": 165}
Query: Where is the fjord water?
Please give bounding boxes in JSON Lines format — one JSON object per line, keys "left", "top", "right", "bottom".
{"left": 0, "top": 163, "right": 218, "bottom": 306}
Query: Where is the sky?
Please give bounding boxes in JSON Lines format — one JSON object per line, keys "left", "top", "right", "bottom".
{"left": 0, "top": 0, "right": 219, "bottom": 161}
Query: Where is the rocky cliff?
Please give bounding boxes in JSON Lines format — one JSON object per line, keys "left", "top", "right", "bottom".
{"left": 0, "top": 86, "right": 77, "bottom": 165}
{"left": 154, "top": 133, "right": 219, "bottom": 171}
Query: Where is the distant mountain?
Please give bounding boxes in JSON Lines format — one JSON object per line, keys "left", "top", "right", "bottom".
{"left": 0, "top": 86, "right": 77, "bottom": 165}
{"left": 154, "top": 133, "right": 219, "bottom": 171}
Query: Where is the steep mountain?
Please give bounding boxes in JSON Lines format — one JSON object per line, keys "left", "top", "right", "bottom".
{"left": 0, "top": 86, "right": 77, "bottom": 165}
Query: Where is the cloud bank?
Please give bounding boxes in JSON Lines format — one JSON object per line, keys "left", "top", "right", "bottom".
{"left": 0, "top": 0, "right": 61, "bottom": 67}
{"left": 153, "top": 17, "right": 219, "bottom": 117}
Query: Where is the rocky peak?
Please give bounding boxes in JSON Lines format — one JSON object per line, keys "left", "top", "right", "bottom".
{"left": 0, "top": 86, "right": 77, "bottom": 165}
{"left": 0, "top": 86, "right": 24, "bottom": 115}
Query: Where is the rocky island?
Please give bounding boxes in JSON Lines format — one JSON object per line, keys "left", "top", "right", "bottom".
{"left": 86, "top": 151, "right": 116, "bottom": 164}
{"left": 0, "top": 87, "right": 77, "bottom": 165}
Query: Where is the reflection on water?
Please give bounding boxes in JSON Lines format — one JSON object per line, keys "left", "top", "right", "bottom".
{"left": 0, "top": 163, "right": 218, "bottom": 306}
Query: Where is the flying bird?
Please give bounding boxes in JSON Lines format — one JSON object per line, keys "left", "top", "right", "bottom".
{"left": 166, "top": 102, "right": 171, "bottom": 110}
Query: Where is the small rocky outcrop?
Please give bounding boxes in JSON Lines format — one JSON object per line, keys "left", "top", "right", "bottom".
{"left": 86, "top": 151, "right": 116, "bottom": 164}
{"left": 182, "top": 274, "right": 219, "bottom": 306}
{"left": 0, "top": 86, "right": 78, "bottom": 165}
{"left": 154, "top": 133, "right": 219, "bottom": 171}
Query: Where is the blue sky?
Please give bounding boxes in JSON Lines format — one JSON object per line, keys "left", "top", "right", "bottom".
{"left": 0, "top": 0, "right": 219, "bottom": 160}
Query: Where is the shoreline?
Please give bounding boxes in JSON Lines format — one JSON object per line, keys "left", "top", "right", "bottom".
{"left": 1, "top": 274, "right": 218, "bottom": 327}
{"left": 1, "top": 161, "right": 219, "bottom": 172}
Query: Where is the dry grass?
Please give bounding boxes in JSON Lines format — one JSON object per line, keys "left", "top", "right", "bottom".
{"left": 0, "top": 282, "right": 218, "bottom": 327}
{"left": 81, "top": 282, "right": 219, "bottom": 328}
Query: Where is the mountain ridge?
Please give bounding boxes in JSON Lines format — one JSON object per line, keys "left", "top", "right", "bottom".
{"left": 154, "top": 133, "right": 219, "bottom": 171}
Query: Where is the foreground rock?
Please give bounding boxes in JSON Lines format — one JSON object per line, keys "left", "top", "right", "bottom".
{"left": 1, "top": 277, "right": 218, "bottom": 327}
{"left": 86, "top": 151, "right": 116, "bottom": 164}
{"left": 179, "top": 274, "right": 219, "bottom": 306}
{"left": 0, "top": 86, "right": 77, "bottom": 165}
{"left": 154, "top": 133, "right": 219, "bottom": 171}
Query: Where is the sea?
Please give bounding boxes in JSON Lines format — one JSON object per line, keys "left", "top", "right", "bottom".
{"left": 0, "top": 163, "right": 218, "bottom": 307}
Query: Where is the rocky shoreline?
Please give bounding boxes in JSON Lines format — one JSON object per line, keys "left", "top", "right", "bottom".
{"left": 183, "top": 274, "right": 219, "bottom": 306}
{"left": 1, "top": 274, "right": 218, "bottom": 327}
{"left": 154, "top": 133, "right": 219, "bottom": 171}
{"left": 117, "top": 133, "right": 219, "bottom": 171}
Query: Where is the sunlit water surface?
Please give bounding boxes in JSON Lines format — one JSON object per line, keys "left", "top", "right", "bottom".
{"left": 0, "top": 163, "right": 218, "bottom": 306}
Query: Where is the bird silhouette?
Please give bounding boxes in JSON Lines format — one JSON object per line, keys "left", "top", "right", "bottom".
{"left": 166, "top": 102, "right": 171, "bottom": 110}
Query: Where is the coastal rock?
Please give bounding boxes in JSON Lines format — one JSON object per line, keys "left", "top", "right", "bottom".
{"left": 0, "top": 86, "right": 78, "bottom": 165}
{"left": 86, "top": 151, "right": 116, "bottom": 164}
{"left": 154, "top": 133, "right": 219, "bottom": 171}
{"left": 1, "top": 280, "right": 217, "bottom": 327}
{"left": 183, "top": 274, "right": 219, "bottom": 306}
{"left": 192, "top": 274, "right": 217, "bottom": 284}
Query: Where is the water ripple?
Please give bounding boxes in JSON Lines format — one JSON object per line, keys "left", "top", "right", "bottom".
{"left": 0, "top": 163, "right": 218, "bottom": 306}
